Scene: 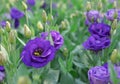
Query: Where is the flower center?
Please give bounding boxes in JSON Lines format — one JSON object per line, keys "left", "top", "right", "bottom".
{"left": 33, "top": 48, "right": 43, "bottom": 57}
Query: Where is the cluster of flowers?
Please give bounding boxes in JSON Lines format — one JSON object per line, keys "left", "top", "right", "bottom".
{"left": 21, "top": 31, "right": 64, "bottom": 68}
{"left": 0, "top": 0, "right": 64, "bottom": 82}
{"left": 83, "top": 10, "right": 112, "bottom": 52}
{"left": 83, "top": 2, "right": 120, "bottom": 83}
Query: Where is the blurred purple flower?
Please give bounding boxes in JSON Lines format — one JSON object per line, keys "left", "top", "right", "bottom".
{"left": 86, "top": 10, "right": 100, "bottom": 22}
{"left": 26, "top": 0, "right": 35, "bottom": 6}
{"left": 108, "top": 0, "right": 115, "bottom": 3}
{"left": 41, "top": 31, "right": 64, "bottom": 50}
{"left": 85, "top": 19, "right": 91, "bottom": 26}
{"left": 105, "top": 9, "right": 120, "bottom": 21}
{"left": 50, "top": 31, "right": 64, "bottom": 50}
{"left": 0, "top": 66, "right": 5, "bottom": 82}
{"left": 83, "top": 35, "right": 111, "bottom": 51}
{"left": 21, "top": 37, "right": 56, "bottom": 68}
{"left": 10, "top": 7, "right": 24, "bottom": 28}
{"left": 89, "top": 23, "right": 111, "bottom": 37}
{"left": 88, "top": 66, "right": 110, "bottom": 84}
{"left": 0, "top": 21, "right": 6, "bottom": 28}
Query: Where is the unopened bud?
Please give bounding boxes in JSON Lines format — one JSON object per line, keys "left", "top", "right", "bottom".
{"left": 60, "top": 21, "right": 66, "bottom": 30}
{"left": 98, "top": 0, "right": 102, "bottom": 10}
{"left": 17, "top": 76, "right": 31, "bottom": 84}
{"left": 22, "top": 1, "right": 27, "bottom": 10}
{"left": 37, "top": 21, "right": 43, "bottom": 31}
{"left": 86, "top": 1, "right": 91, "bottom": 11}
{"left": 9, "top": 30, "right": 17, "bottom": 44}
{"left": 113, "top": 1, "right": 117, "bottom": 8}
{"left": 63, "top": 48, "right": 68, "bottom": 57}
{"left": 48, "top": 14, "right": 53, "bottom": 22}
{"left": 0, "top": 51, "right": 7, "bottom": 65}
{"left": 111, "top": 19, "right": 117, "bottom": 30}
{"left": 33, "top": 75, "right": 40, "bottom": 81}
{"left": 110, "top": 49, "right": 118, "bottom": 63}
{"left": 24, "top": 24, "right": 32, "bottom": 38}
{"left": 6, "top": 21, "right": 11, "bottom": 32}
{"left": 42, "top": 10, "right": 47, "bottom": 23}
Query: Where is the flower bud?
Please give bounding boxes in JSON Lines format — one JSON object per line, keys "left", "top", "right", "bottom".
{"left": 113, "top": 1, "right": 117, "bottom": 8}
{"left": 24, "top": 24, "right": 32, "bottom": 38}
{"left": 60, "top": 21, "right": 66, "bottom": 30}
{"left": 86, "top": 1, "right": 91, "bottom": 11}
{"left": 48, "top": 14, "right": 53, "bottom": 22}
{"left": 33, "top": 75, "right": 40, "bottom": 81}
{"left": 6, "top": 21, "right": 11, "bottom": 32}
{"left": 110, "top": 49, "right": 118, "bottom": 63}
{"left": 37, "top": 21, "right": 43, "bottom": 31}
{"left": 0, "top": 51, "right": 7, "bottom": 65}
{"left": 9, "top": 30, "right": 17, "bottom": 44}
{"left": 22, "top": 1, "right": 28, "bottom": 10}
{"left": 63, "top": 48, "right": 68, "bottom": 57}
{"left": 98, "top": 0, "right": 102, "bottom": 10}
{"left": 17, "top": 76, "right": 31, "bottom": 84}
{"left": 111, "top": 19, "right": 117, "bottom": 30}
{"left": 42, "top": 10, "right": 47, "bottom": 23}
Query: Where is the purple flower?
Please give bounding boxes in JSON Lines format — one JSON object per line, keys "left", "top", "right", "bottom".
{"left": 10, "top": 8, "right": 24, "bottom": 28}
{"left": 89, "top": 23, "right": 111, "bottom": 37}
{"left": 85, "top": 19, "right": 91, "bottom": 26}
{"left": 108, "top": 0, "right": 115, "bottom": 3}
{"left": 26, "top": 0, "right": 35, "bottom": 6}
{"left": 0, "top": 21, "right": 6, "bottom": 28}
{"left": 21, "top": 37, "right": 56, "bottom": 68}
{"left": 41, "top": 31, "right": 64, "bottom": 50}
{"left": 105, "top": 9, "right": 120, "bottom": 21}
{"left": 86, "top": 10, "right": 100, "bottom": 22}
{"left": 83, "top": 35, "right": 111, "bottom": 51}
{"left": 114, "top": 66, "right": 120, "bottom": 78}
{"left": 50, "top": 31, "right": 64, "bottom": 50}
{"left": 0, "top": 66, "right": 5, "bottom": 82}
{"left": 88, "top": 66, "right": 110, "bottom": 84}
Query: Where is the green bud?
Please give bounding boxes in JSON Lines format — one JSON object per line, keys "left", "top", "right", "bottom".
{"left": 37, "top": 21, "right": 43, "bottom": 31}
{"left": 22, "top": 1, "right": 27, "bottom": 10}
{"left": 98, "top": 0, "right": 102, "bottom": 10}
{"left": 86, "top": 1, "right": 91, "bottom": 11}
{"left": 9, "top": 30, "right": 17, "bottom": 44}
{"left": 48, "top": 14, "right": 53, "bottom": 22}
{"left": 0, "top": 51, "right": 7, "bottom": 65}
{"left": 111, "top": 19, "right": 117, "bottom": 30}
{"left": 63, "top": 48, "right": 68, "bottom": 57}
{"left": 42, "top": 10, "right": 47, "bottom": 23}
{"left": 17, "top": 76, "right": 31, "bottom": 84}
{"left": 113, "top": 1, "right": 117, "bottom": 8}
{"left": 110, "top": 49, "right": 118, "bottom": 63}
{"left": 24, "top": 24, "right": 32, "bottom": 38}
{"left": 33, "top": 75, "right": 40, "bottom": 81}
{"left": 60, "top": 21, "right": 66, "bottom": 30}
{"left": 6, "top": 21, "right": 11, "bottom": 32}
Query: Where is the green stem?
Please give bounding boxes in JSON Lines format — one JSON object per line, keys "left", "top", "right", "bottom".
{"left": 25, "top": 10, "right": 29, "bottom": 26}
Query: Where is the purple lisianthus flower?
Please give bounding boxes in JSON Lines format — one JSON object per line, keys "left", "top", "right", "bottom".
{"left": 26, "top": 0, "right": 35, "bottom": 6}
{"left": 0, "top": 66, "right": 5, "bottom": 82}
{"left": 0, "top": 21, "right": 6, "bottom": 28}
{"left": 83, "top": 35, "right": 111, "bottom": 51}
{"left": 105, "top": 9, "right": 120, "bottom": 21}
{"left": 50, "top": 31, "right": 64, "bottom": 50}
{"left": 85, "top": 19, "right": 91, "bottom": 26}
{"left": 21, "top": 37, "right": 56, "bottom": 68}
{"left": 41, "top": 31, "right": 64, "bottom": 50}
{"left": 86, "top": 10, "right": 100, "bottom": 22}
{"left": 10, "top": 7, "right": 24, "bottom": 28}
{"left": 89, "top": 23, "right": 111, "bottom": 37}
{"left": 88, "top": 66, "right": 110, "bottom": 84}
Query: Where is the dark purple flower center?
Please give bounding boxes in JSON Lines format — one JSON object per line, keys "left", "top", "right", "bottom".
{"left": 33, "top": 48, "right": 43, "bottom": 57}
